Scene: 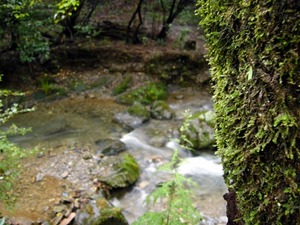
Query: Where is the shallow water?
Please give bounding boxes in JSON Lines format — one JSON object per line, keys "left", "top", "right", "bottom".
{"left": 3, "top": 87, "right": 227, "bottom": 224}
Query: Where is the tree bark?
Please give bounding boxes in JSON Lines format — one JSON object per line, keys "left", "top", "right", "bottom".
{"left": 198, "top": 0, "right": 300, "bottom": 224}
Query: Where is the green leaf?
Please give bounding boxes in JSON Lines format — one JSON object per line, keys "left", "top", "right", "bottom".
{"left": 247, "top": 66, "right": 253, "bottom": 80}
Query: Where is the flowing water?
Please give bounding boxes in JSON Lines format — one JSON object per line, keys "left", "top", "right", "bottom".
{"left": 3, "top": 86, "right": 227, "bottom": 224}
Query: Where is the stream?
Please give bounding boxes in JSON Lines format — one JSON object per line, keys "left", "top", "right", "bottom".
{"left": 3, "top": 86, "right": 227, "bottom": 225}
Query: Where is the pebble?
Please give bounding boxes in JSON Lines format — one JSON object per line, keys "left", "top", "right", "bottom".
{"left": 175, "top": 94, "right": 184, "bottom": 100}
{"left": 82, "top": 152, "right": 92, "bottom": 160}
{"left": 36, "top": 173, "right": 44, "bottom": 182}
{"left": 61, "top": 171, "right": 69, "bottom": 179}
{"left": 37, "top": 152, "right": 45, "bottom": 158}
{"left": 139, "top": 181, "right": 149, "bottom": 189}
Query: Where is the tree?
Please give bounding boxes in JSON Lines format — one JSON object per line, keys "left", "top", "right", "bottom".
{"left": 0, "top": 0, "right": 50, "bottom": 63}
{"left": 127, "top": 0, "right": 144, "bottom": 44}
{"left": 197, "top": 1, "right": 300, "bottom": 224}
{"left": 157, "top": 0, "right": 194, "bottom": 40}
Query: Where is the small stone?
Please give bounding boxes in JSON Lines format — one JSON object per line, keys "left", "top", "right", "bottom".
{"left": 37, "top": 152, "right": 45, "bottom": 158}
{"left": 139, "top": 181, "right": 149, "bottom": 189}
{"left": 61, "top": 171, "right": 69, "bottom": 179}
{"left": 74, "top": 199, "right": 80, "bottom": 208}
{"left": 175, "top": 94, "right": 184, "bottom": 100}
{"left": 82, "top": 152, "right": 92, "bottom": 160}
{"left": 36, "top": 173, "right": 44, "bottom": 182}
{"left": 72, "top": 190, "right": 82, "bottom": 198}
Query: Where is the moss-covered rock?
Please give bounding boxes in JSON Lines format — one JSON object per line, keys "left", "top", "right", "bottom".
{"left": 114, "top": 102, "right": 150, "bottom": 129}
{"left": 74, "top": 197, "right": 128, "bottom": 225}
{"left": 150, "top": 100, "right": 174, "bottom": 120}
{"left": 179, "top": 110, "right": 215, "bottom": 150}
{"left": 115, "top": 82, "right": 167, "bottom": 105}
{"left": 127, "top": 102, "right": 150, "bottom": 121}
{"left": 97, "top": 154, "right": 140, "bottom": 188}
{"left": 94, "top": 139, "right": 126, "bottom": 156}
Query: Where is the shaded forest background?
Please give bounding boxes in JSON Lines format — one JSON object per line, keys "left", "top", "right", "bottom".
{"left": 0, "top": 0, "right": 204, "bottom": 81}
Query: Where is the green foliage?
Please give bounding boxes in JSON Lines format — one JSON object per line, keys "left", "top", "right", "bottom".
{"left": 0, "top": 76, "right": 34, "bottom": 205}
{"left": 74, "top": 24, "right": 100, "bottom": 37}
{"left": 54, "top": 0, "right": 80, "bottom": 23}
{"left": 17, "top": 20, "right": 50, "bottom": 63}
{"left": 176, "top": 5, "right": 199, "bottom": 26}
{"left": 127, "top": 102, "right": 150, "bottom": 119}
{"left": 113, "top": 75, "right": 132, "bottom": 96}
{"left": 0, "top": 0, "right": 52, "bottom": 63}
{"left": 197, "top": 0, "right": 300, "bottom": 224}
{"left": 133, "top": 149, "right": 202, "bottom": 225}
{"left": 39, "top": 75, "right": 66, "bottom": 96}
{"left": 178, "top": 109, "right": 195, "bottom": 149}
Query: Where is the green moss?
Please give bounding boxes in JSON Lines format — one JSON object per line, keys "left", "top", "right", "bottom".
{"left": 98, "top": 154, "right": 140, "bottom": 188}
{"left": 116, "top": 82, "right": 167, "bottom": 105}
{"left": 90, "top": 207, "right": 128, "bottom": 225}
{"left": 113, "top": 75, "right": 132, "bottom": 96}
{"left": 127, "top": 102, "right": 150, "bottom": 119}
{"left": 197, "top": 0, "right": 300, "bottom": 224}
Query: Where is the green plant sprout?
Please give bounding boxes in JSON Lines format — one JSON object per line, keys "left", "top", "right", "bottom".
{"left": 133, "top": 149, "right": 202, "bottom": 225}
{"left": 133, "top": 110, "right": 202, "bottom": 225}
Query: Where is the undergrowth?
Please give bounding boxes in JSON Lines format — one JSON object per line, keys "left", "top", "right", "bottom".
{"left": 0, "top": 75, "right": 34, "bottom": 206}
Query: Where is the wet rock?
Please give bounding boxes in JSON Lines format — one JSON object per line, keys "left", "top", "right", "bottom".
{"left": 114, "top": 111, "right": 147, "bottom": 130}
{"left": 127, "top": 102, "right": 150, "bottom": 122}
{"left": 179, "top": 110, "right": 216, "bottom": 150}
{"left": 150, "top": 100, "right": 174, "bottom": 120}
{"left": 95, "top": 139, "right": 126, "bottom": 156}
{"left": 74, "top": 198, "right": 129, "bottom": 225}
{"left": 97, "top": 154, "right": 140, "bottom": 189}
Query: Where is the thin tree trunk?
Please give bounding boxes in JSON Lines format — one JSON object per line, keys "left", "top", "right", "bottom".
{"left": 126, "top": 0, "right": 144, "bottom": 44}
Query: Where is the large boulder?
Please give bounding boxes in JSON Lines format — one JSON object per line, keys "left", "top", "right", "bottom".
{"left": 94, "top": 139, "right": 127, "bottom": 156}
{"left": 74, "top": 197, "right": 128, "bottom": 225}
{"left": 113, "top": 102, "right": 150, "bottom": 130}
{"left": 179, "top": 110, "right": 216, "bottom": 150}
{"left": 97, "top": 154, "right": 140, "bottom": 188}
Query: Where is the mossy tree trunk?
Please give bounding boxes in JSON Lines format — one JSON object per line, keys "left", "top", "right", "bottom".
{"left": 197, "top": 1, "right": 300, "bottom": 224}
